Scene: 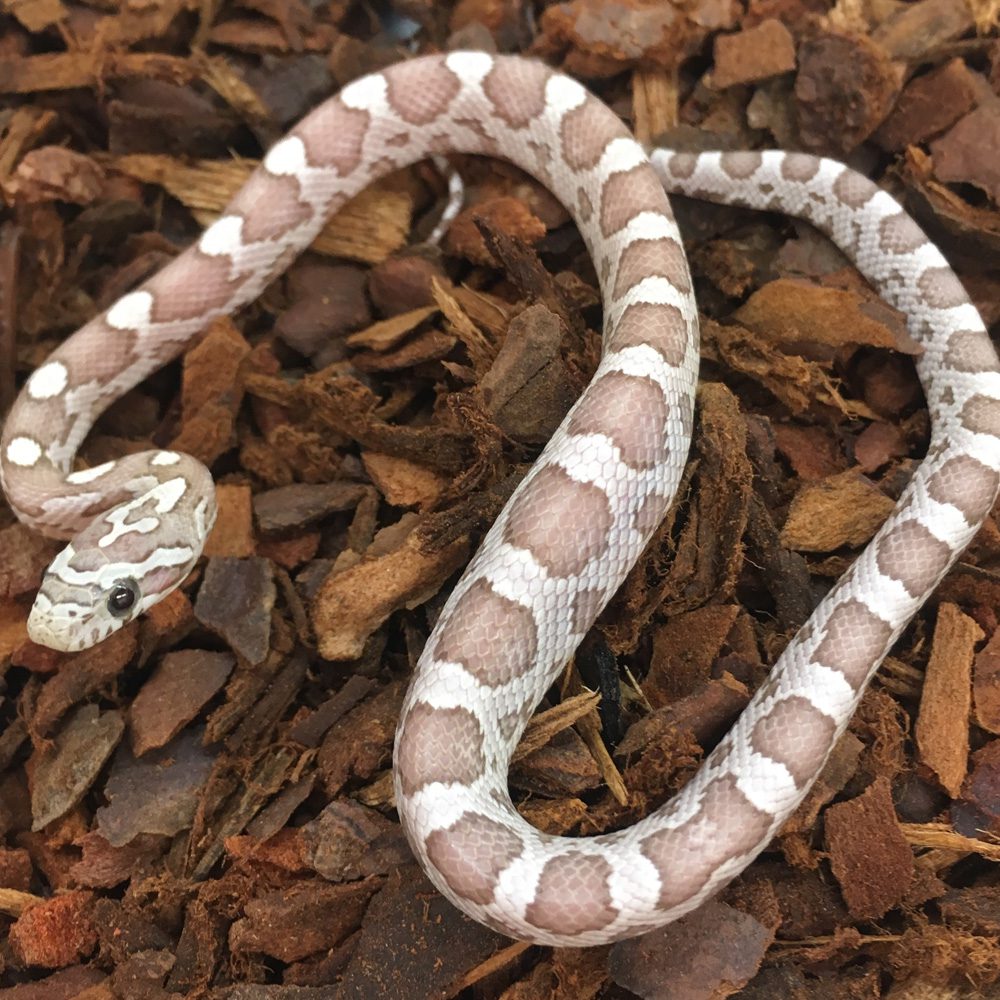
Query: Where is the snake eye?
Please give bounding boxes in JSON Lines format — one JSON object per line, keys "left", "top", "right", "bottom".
{"left": 107, "top": 579, "right": 139, "bottom": 617}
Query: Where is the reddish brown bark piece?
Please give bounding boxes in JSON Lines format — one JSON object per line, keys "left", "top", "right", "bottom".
{"left": 0, "top": 599, "right": 30, "bottom": 665}
{"left": 537, "top": 0, "right": 735, "bottom": 77}
{"left": 858, "top": 353, "right": 923, "bottom": 419}
{"left": 225, "top": 826, "right": 310, "bottom": 874}
{"left": 0, "top": 522, "right": 59, "bottom": 601}
{"left": 713, "top": 19, "right": 796, "bottom": 88}
{"left": 27, "top": 627, "right": 137, "bottom": 736}
{"left": 274, "top": 262, "right": 371, "bottom": 358}
{"left": 368, "top": 251, "right": 447, "bottom": 316}
{"left": 129, "top": 649, "right": 235, "bottom": 754}
{"left": 740, "top": 863, "right": 849, "bottom": 939}
{"left": 617, "top": 675, "right": 750, "bottom": 761}
{"left": 795, "top": 32, "right": 901, "bottom": 154}
{"left": 287, "top": 674, "right": 377, "bottom": 749}
{"left": 511, "top": 727, "right": 603, "bottom": 797}
{"left": 931, "top": 103, "right": 1000, "bottom": 204}
{"left": 875, "top": 58, "right": 978, "bottom": 151}
{"left": 734, "top": 279, "right": 913, "bottom": 354}
{"left": 70, "top": 832, "right": 166, "bottom": 889}
{"left": 108, "top": 948, "right": 175, "bottom": 996}
{"left": 317, "top": 682, "right": 405, "bottom": 795}
{"left": 141, "top": 586, "right": 196, "bottom": 651}
{"left": 255, "top": 530, "right": 320, "bottom": 569}
{"left": 854, "top": 421, "right": 909, "bottom": 474}
{"left": 203, "top": 483, "right": 254, "bottom": 559}
{"left": 6, "top": 146, "right": 105, "bottom": 204}
{"left": 229, "top": 881, "right": 377, "bottom": 963}
{"left": 824, "top": 778, "right": 914, "bottom": 921}
{"left": 0, "top": 847, "right": 32, "bottom": 891}
{"left": 645, "top": 604, "right": 740, "bottom": 706}
{"left": 8, "top": 891, "right": 97, "bottom": 968}
{"left": 446, "top": 195, "right": 546, "bottom": 265}
{"left": 772, "top": 424, "right": 845, "bottom": 481}
{"left": 172, "top": 319, "right": 251, "bottom": 465}
{"left": 252, "top": 482, "right": 368, "bottom": 534}
{"left": 345, "top": 304, "right": 438, "bottom": 352}
{"left": 974, "top": 628, "right": 1000, "bottom": 735}
{"left": 351, "top": 328, "right": 456, "bottom": 373}
{"left": 917, "top": 602, "right": 983, "bottom": 796}
{"left": 609, "top": 900, "right": 776, "bottom": 999}
{"left": 361, "top": 451, "right": 447, "bottom": 509}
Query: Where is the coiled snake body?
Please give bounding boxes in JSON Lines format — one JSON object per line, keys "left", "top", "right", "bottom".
{"left": 3, "top": 53, "right": 999, "bottom": 946}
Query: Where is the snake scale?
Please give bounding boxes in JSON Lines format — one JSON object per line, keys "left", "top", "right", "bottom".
{"left": 2, "top": 53, "right": 999, "bottom": 946}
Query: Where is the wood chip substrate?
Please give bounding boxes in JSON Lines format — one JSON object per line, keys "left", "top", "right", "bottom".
{"left": 0, "top": 0, "right": 999, "bottom": 997}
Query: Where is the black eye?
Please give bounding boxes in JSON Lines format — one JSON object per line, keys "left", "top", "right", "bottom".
{"left": 107, "top": 579, "right": 139, "bottom": 617}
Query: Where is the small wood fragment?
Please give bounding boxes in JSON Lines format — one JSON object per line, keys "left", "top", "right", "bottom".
{"left": 916, "top": 603, "right": 984, "bottom": 797}
{"left": 712, "top": 19, "right": 796, "bottom": 89}
{"left": 780, "top": 470, "right": 896, "bottom": 552}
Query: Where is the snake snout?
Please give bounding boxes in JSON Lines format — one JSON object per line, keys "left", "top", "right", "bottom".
{"left": 26, "top": 593, "right": 81, "bottom": 652}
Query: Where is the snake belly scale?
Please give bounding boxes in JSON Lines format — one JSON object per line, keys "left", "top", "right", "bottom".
{"left": 2, "top": 53, "right": 999, "bottom": 946}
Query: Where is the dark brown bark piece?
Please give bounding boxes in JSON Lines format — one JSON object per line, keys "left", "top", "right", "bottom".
{"left": 317, "top": 681, "right": 406, "bottom": 795}
{"left": 229, "top": 881, "right": 378, "bottom": 963}
{"left": 299, "top": 799, "right": 409, "bottom": 881}
{"left": 609, "top": 900, "right": 776, "bottom": 999}
{"left": 336, "top": 867, "right": 506, "bottom": 1000}
{"left": 194, "top": 557, "right": 276, "bottom": 665}
{"left": 275, "top": 262, "right": 371, "bottom": 358}
{"left": 479, "top": 303, "right": 578, "bottom": 444}
{"left": 95, "top": 726, "right": 215, "bottom": 847}
{"left": 252, "top": 482, "right": 369, "bottom": 534}
{"left": 29, "top": 704, "right": 124, "bottom": 830}
{"left": 0, "top": 966, "right": 106, "bottom": 998}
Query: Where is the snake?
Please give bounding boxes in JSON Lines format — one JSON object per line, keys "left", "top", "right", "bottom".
{"left": 2, "top": 53, "right": 999, "bottom": 946}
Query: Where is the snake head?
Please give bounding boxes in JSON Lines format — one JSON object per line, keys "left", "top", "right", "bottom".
{"left": 27, "top": 473, "right": 216, "bottom": 652}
